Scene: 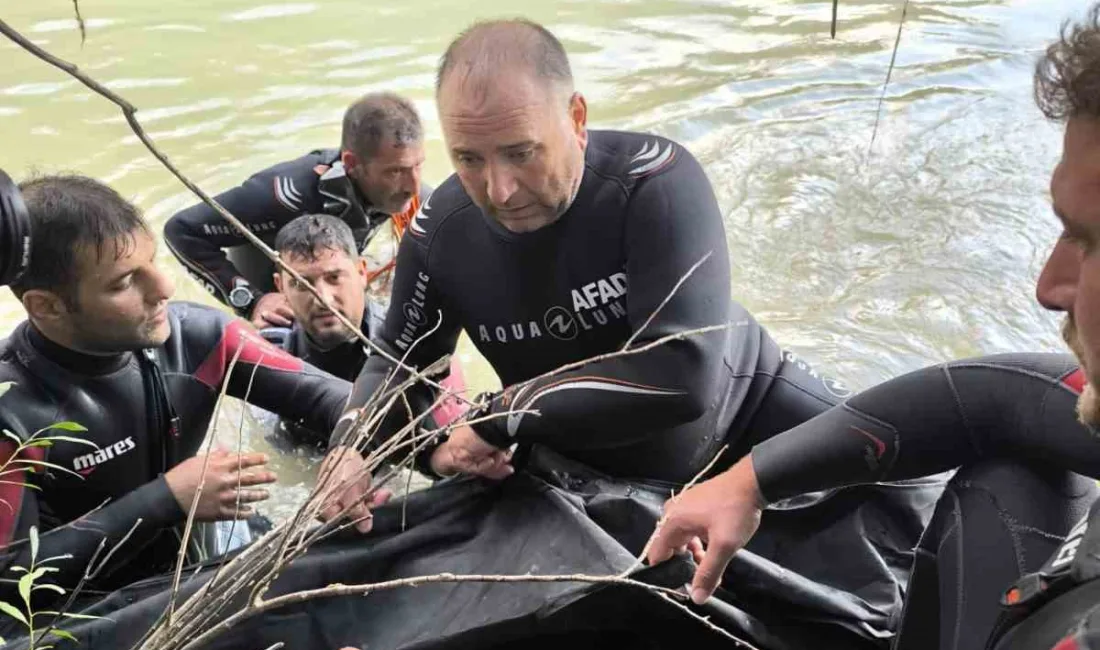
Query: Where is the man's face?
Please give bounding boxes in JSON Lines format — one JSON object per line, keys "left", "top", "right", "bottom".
{"left": 276, "top": 247, "right": 367, "bottom": 349}
{"left": 438, "top": 70, "right": 588, "bottom": 233}
{"left": 63, "top": 229, "right": 175, "bottom": 353}
{"left": 346, "top": 137, "right": 425, "bottom": 214}
{"left": 1037, "top": 117, "right": 1100, "bottom": 426}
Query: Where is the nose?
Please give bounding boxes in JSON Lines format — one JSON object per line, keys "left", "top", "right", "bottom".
{"left": 1037, "top": 237, "right": 1080, "bottom": 312}
{"left": 312, "top": 282, "right": 338, "bottom": 310}
{"left": 486, "top": 161, "right": 518, "bottom": 208}
{"left": 149, "top": 266, "right": 175, "bottom": 304}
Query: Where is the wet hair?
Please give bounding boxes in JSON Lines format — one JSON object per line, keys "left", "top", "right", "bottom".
{"left": 274, "top": 213, "right": 357, "bottom": 263}
{"left": 436, "top": 18, "right": 574, "bottom": 99}
{"left": 341, "top": 92, "right": 423, "bottom": 160}
{"left": 1035, "top": 3, "right": 1100, "bottom": 120}
{"left": 10, "top": 174, "right": 148, "bottom": 307}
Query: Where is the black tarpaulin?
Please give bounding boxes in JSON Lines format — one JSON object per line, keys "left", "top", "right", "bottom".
{"left": 0, "top": 446, "right": 946, "bottom": 650}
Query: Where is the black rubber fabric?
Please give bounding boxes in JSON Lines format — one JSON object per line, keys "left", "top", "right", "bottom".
{"left": 1, "top": 446, "right": 925, "bottom": 650}
{"left": 893, "top": 460, "right": 1097, "bottom": 650}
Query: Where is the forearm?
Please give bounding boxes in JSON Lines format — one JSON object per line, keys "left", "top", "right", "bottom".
{"left": 0, "top": 478, "right": 183, "bottom": 597}
{"left": 752, "top": 354, "right": 1098, "bottom": 502}
{"left": 472, "top": 333, "right": 723, "bottom": 449}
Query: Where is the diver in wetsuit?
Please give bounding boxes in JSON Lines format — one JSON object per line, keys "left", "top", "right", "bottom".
{"left": 164, "top": 92, "right": 431, "bottom": 330}
{"left": 648, "top": 6, "right": 1100, "bottom": 648}
{"left": 317, "top": 19, "right": 858, "bottom": 518}
{"left": 260, "top": 213, "right": 467, "bottom": 447}
{"left": 0, "top": 174, "right": 373, "bottom": 609}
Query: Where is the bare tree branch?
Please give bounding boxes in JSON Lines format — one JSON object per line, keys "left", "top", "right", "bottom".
{"left": 869, "top": 0, "right": 910, "bottom": 153}
{"left": 72, "top": 0, "right": 86, "bottom": 45}
{"left": 623, "top": 252, "right": 713, "bottom": 350}
{"left": 179, "top": 572, "right": 691, "bottom": 650}
{"left": 831, "top": 0, "right": 839, "bottom": 38}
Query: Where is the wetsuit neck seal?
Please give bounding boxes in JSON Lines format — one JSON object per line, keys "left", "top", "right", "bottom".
{"left": 0, "top": 169, "right": 31, "bottom": 288}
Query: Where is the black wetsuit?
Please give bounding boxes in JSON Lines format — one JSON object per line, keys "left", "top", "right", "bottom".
{"left": 258, "top": 304, "right": 384, "bottom": 447}
{"left": 163, "top": 148, "right": 428, "bottom": 317}
{"left": 748, "top": 353, "right": 1100, "bottom": 649}
{"left": 0, "top": 302, "right": 349, "bottom": 603}
{"left": 338, "top": 129, "right": 848, "bottom": 483}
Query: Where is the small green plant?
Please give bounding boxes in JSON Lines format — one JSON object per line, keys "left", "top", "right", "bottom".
{"left": 0, "top": 526, "right": 98, "bottom": 648}
{"left": 0, "top": 382, "right": 101, "bottom": 647}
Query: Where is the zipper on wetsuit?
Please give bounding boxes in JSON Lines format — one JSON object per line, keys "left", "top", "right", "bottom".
{"left": 140, "top": 349, "right": 180, "bottom": 474}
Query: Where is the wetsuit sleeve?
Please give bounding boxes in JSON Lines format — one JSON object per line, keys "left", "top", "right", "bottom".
{"left": 0, "top": 438, "right": 184, "bottom": 598}
{"left": 185, "top": 305, "right": 351, "bottom": 437}
{"left": 163, "top": 161, "right": 321, "bottom": 314}
{"left": 332, "top": 229, "right": 461, "bottom": 453}
{"left": 471, "top": 147, "right": 732, "bottom": 450}
{"left": 752, "top": 353, "right": 1100, "bottom": 502}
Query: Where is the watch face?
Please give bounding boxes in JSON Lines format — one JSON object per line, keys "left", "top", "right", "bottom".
{"left": 229, "top": 286, "right": 253, "bottom": 308}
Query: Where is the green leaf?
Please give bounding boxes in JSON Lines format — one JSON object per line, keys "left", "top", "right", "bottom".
{"left": 23, "top": 440, "right": 52, "bottom": 448}
{"left": 46, "top": 422, "right": 86, "bottom": 433}
{"left": 10, "top": 566, "right": 27, "bottom": 574}
{"left": 18, "top": 572, "right": 32, "bottom": 606}
{"left": 40, "top": 554, "right": 72, "bottom": 565}
{"left": 33, "top": 584, "right": 64, "bottom": 595}
{"left": 49, "top": 629, "right": 77, "bottom": 642}
{"left": 10, "top": 459, "right": 83, "bottom": 480}
{"left": 2, "top": 430, "right": 20, "bottom": 445}
{"left": 0, "top": 601, "right": 27, "bottom": 625}
{"left": 36, "top": 436, "right": 96, "bottom": 448}
{"left": 0, "top": 382, "right": 12, "bottom": 400}
{"left": 30, "top": 526, "right": 38, "bottom": 563}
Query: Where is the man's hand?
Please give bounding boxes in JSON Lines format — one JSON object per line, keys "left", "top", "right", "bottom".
{"left": 429, "top": 425, "right": 513, "bottom": 480}
{"left": 249, "top": 292, "right": 295, "bottom": 328}
{"left": 645, "top": 455, "right": 767, "bottom": 605}
{"left": 164, "top": 451, "right": 277, "bottom": 521}
{"left": 316, "top": 446, "right": 392, "bottom": 534}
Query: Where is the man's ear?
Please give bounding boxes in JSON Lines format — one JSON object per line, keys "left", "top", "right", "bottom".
{"left": 569, "top": 91, "right": 588, "bottom": 149}
{"left": 22, "top": 289, "right": 69, "bottom": 324}
{"left": 273, "top": 271, "right": 284, "bottom": 294}
{"left": 341, "top": 150, "right": 360, "bottom": 173}
{"left": 355, "top": 257, "right": 369, "bottom": 282}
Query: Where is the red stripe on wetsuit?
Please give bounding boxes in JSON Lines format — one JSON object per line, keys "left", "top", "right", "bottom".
{"left": 0, "top": 445, "right": 45, "bottom": 547}
{"left": 1064, "top": 368, "right": 1087, "bottom": 395}
{"left": 194, "top": 319, "right": 304, "bottom": 390}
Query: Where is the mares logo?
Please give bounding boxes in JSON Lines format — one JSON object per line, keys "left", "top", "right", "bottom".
{"left": 395, "top": 271, "right": 432, "bottom": 351}
{"left": 73, "top": 436, "right": 136, "bottom": 477}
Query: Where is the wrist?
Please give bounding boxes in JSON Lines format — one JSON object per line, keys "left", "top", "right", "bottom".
{"left": 466, "top": 391, "right": 512, "bottom": 449}
{"left": 228, "top": 278, "right": 263, "bottom": 318}
{"left": 726, "top": 455, "right": 767, "bottom": 509}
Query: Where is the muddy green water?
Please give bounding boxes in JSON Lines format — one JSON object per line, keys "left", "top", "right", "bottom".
{"left": 0, "top": 0, "right": 1085, "bottom": 520}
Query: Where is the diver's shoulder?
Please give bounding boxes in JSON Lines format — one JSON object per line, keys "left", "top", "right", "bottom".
{"left": 406, "top": 174, "right": 476, "bottom": 246}
{"left": 586, "top": 129, "right": 692, "bottom": 183}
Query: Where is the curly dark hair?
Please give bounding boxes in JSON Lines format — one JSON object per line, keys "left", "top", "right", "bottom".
{"left": 1035, "top": 3, "right": 1100, "bottom": 120}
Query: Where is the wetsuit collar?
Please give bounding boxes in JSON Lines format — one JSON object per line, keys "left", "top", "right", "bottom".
{"left": 26, "top": 324, "right": 131, "bottom": 376}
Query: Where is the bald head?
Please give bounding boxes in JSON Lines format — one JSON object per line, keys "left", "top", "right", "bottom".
{"left": 436, "top": 19, "right": 574, "bottom": 102}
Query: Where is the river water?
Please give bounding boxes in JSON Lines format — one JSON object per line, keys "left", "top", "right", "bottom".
{"left": 0, "top": 0, "right": 1087, "bottom": 520}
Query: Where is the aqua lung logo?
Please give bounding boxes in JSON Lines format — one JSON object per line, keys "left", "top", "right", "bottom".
{"left": 477, "top": 272, "right": 628, "bottom": 345}
{"left": 782, "top": 351, "right": 852, "bottom": 399}
{"left": 395, "top": 271, "right": 432, "bottom": 351}
{"left": 543, "top": 306, "right": 578, "bottom": 341}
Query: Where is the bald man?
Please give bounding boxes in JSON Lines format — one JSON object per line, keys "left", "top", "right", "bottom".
{"left": 317, "top": 19, "right": 852, "bottom": 517}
